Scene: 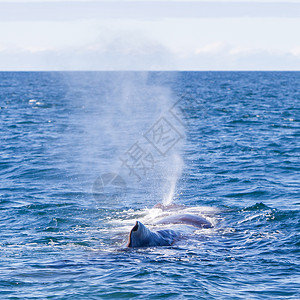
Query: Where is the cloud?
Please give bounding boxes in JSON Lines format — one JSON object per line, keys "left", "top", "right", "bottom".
{"left": 290, "top": 46, "right": 300, "bottom": 56}
{"left": 228, "top": 46, "right": 259, "bottom": 56}
{"left": 1, "top": 42, "right": 299, "bottom": 71}
{"left": 0, "top": 34, "right": 176, "bottom": 70}
{"left": 2, "top": 20, "right": 299, "bottom": 70}
{"left": 176, "top": 44, "right": 300, "bottom": 70}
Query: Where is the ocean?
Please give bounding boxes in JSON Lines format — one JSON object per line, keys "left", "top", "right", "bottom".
{"left": 0, "top": 71, "right": 299, "bottom": 299}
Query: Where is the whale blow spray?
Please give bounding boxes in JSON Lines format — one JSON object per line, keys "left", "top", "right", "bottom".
{"left": 163, "top": 153, "right": 184, "bottom": 206}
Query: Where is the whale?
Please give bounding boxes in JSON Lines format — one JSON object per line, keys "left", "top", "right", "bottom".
{"left": 127, "top": 213, "right": 213, "bottom": 248}
{"left": 127, "top": 221, "right": 180, "bottom": 247}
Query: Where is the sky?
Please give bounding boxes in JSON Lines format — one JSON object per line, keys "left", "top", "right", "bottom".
{"left": 0, "top": 0, "right": 300, "bottom": 70}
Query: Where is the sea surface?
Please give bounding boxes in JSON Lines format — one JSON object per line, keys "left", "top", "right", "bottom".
{"left": 0, "top": 71, "right": 299, "bottom": 299}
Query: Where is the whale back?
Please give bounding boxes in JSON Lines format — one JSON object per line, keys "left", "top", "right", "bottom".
{"left": 156, "top": 213, "right": 212, "bottom": 228}
{"left": 127, "top": 221, "right": 179, "bottom": 247}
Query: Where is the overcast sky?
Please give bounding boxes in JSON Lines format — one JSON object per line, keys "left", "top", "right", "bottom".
{"left": 0, "top": 0, "right": 300, "bottom": 70}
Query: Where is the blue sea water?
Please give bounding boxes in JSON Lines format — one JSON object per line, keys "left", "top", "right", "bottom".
{"left": 0, "top": 71, "right": 299, "bottom": 299}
